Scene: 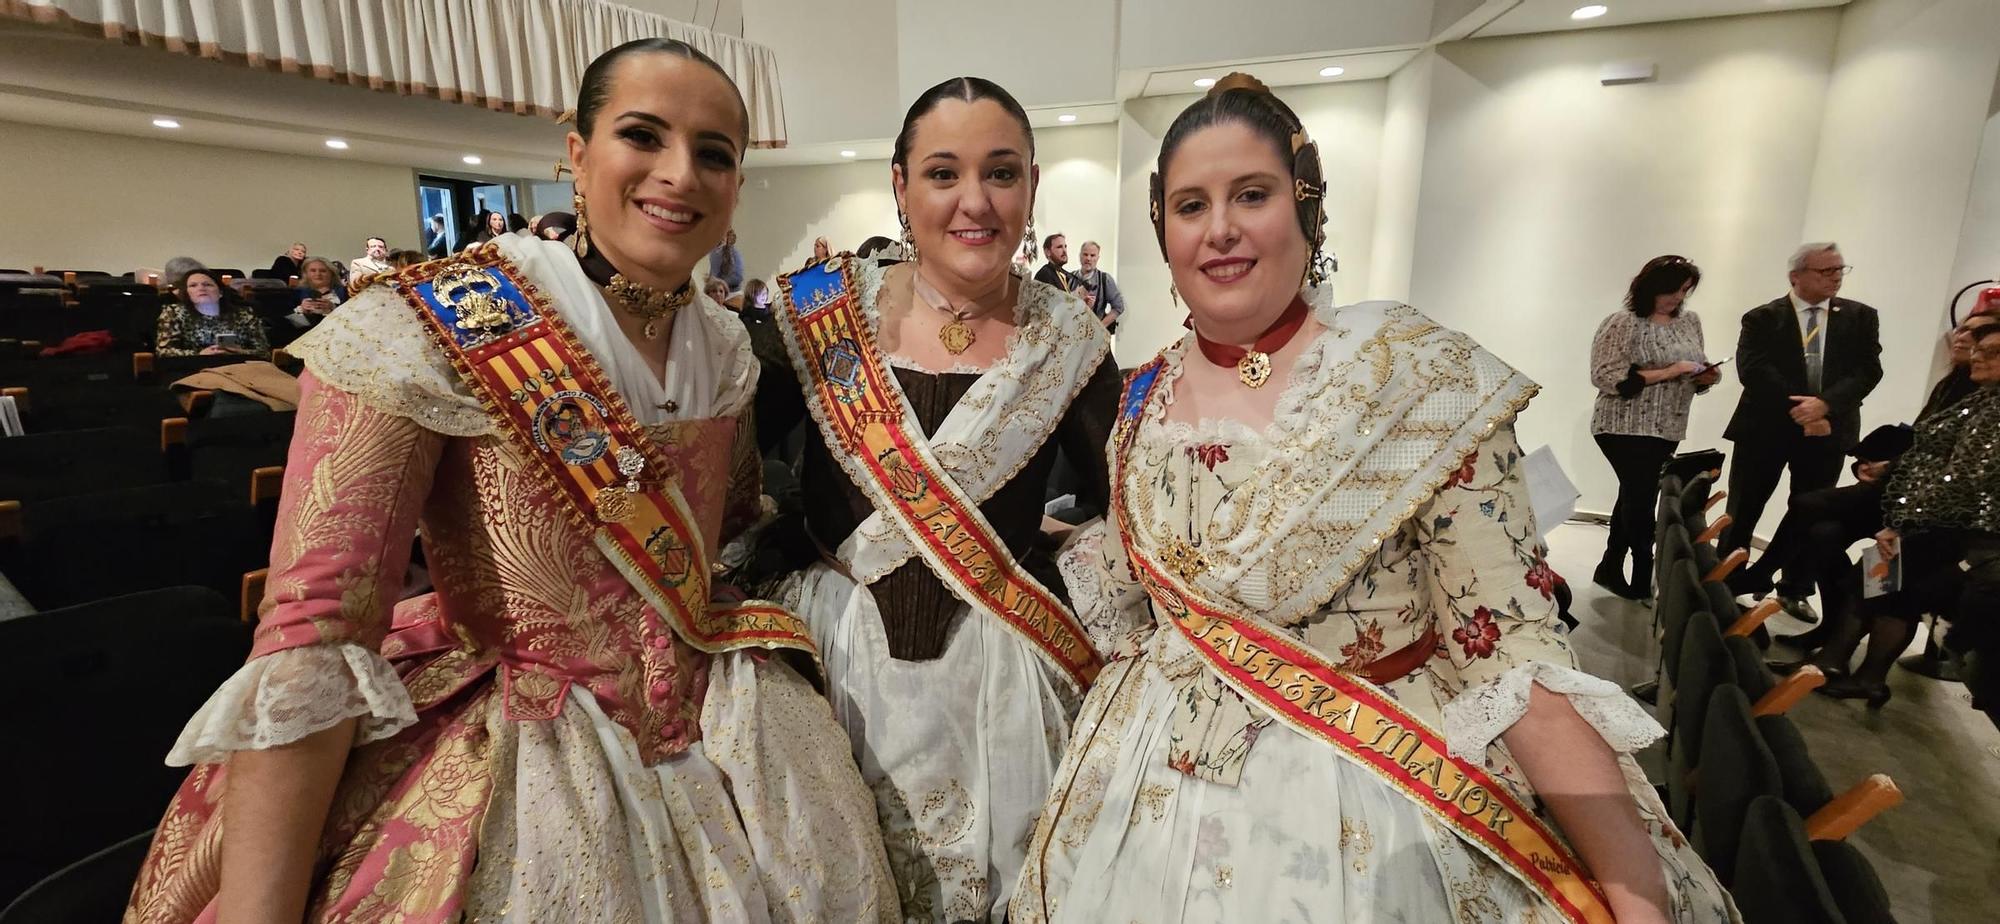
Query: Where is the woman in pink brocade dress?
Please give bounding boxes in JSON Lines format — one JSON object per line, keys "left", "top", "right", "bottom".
{"left": 123, "top": 39, "right": 894, "bottom": 924}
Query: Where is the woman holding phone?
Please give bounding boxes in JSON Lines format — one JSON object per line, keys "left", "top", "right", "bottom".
{"left": 1587, "top": 255, "right": 1721, "bottom": 599}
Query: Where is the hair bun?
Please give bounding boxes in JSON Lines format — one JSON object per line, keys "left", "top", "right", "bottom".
{"left": 1208, "top": 72, "right": 1273, "bottom": 98}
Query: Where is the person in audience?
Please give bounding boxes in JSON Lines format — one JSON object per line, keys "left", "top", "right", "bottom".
{"left": 426, "top": 214, "right": 449, "bottom": 255}
{"left": 537, "top": 211, "right": 577, "bottom": 243}
{"left": 1013, "top": 73, "right": 1725, "bottom": 924}
{"left": 347, "top": 236, "right": 392, "bottom": 280}
{"left": 155, "top": 269, "right": 270, "bottom": 357}
{"left": 267, "top": 242, "right": 306, "bottom": 280}
{"left": 704, "top": 275, "right": 731, "bottom": 304}
{"left": 1742, "top": 311, "right": 1998, "bottom": 633}
{"left": 740, "top": 278, "right": 771, "bottom": 320}
{"left": 468, "top": 209, "right": 508, "bottom": 247}
{"left": 124, "top": 37, "right": 896, "bottom": 924}
{"left": 708, "top": 227, "right": 745, "bottom": 292}
{"left": 1720, "top": 242, "right": 1883, "bottom": 556}
{"left": 759, "top": 75, "right": 1119, "bottom": 921}
{"left": 507, "top": 212, "right": 531, "bottom": 235}
{"left": 1806, "top": 323, "right": 2000, "bottom": 707}
{"left": 162, "top": 256, "right": 207, "bottom": 286}
{"left": 285, "top": 256, "right": 346, "bottom": 330}
{"left": 1034, "top": 231, "right": 1076, "bottom": 291}
{"left": 804, "top": 235, "right": 834, "bottom": 269}
{"left": 1072, "top": 240, "right": 1124, "bottom": 332}
{"left": 1587, "top": 255, "right": 1720, "bottom": 599}
{"left": 388, "top": 249, "right": 426, "bottom": 270}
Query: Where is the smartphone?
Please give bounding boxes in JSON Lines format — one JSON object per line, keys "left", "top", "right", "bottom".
{"left": 215, "top": 333, "right": 244, "bottom": 350}
{"left": 1700, "top": 357, "right": 1732, "bottom": 373}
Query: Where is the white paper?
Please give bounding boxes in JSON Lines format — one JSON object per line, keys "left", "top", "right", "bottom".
{"left": 1522, "top": 445, "right": 1579, "bottom": 541}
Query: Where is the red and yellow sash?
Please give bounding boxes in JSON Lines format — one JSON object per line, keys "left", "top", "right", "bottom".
{"left": 392, "top": 247, "right": 817, "bottom": 661}
{"left": 1111, "top": 358, "right": 1614, "bottom": 924}
{"left": 775, "top": 260, "right": 1100, "bottom": 691}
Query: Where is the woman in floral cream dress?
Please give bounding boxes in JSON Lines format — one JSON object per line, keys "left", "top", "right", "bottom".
{"left": 1011, "top": 75, "right": 1734, "bottom": 924}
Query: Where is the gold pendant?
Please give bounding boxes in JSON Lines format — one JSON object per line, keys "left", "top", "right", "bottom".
{"left": 1162, "top": 538, "right": 1211, "bottom": 583}
{"left": 642, "top": 319, "right": 660, "bottom": 340}
{"left": 594, "top": 486, "right": 636, "bottom": 524}
{"left": 1237, "top": 351, "right": 1272, "bottom": 388}
{"left": 938, "top": 319, "right": 976, "bottom": 355}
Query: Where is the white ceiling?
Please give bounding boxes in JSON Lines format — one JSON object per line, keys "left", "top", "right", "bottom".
{"left": 1471, "top": 0, "right": 1849, "bottom": 38}
{"left": 0, "top": 0, "right": 1859, "bottom": 175}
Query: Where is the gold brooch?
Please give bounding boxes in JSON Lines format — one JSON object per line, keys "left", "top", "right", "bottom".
{"left": 1237, "top": 351, "right": 1273, "bottom": 389}
{"left": 1162, "top": 539, "right": 1211, "bottom": 583}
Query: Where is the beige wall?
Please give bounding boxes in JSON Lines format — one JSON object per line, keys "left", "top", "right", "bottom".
{"left": 1404, "top": 10, "right": 1847, "bottom": 516}
{"left": 1111, "top": 80, "right": 1389, "bottom": 365}
{"left": 0, "top": 120, "right": 420, "bottom": 276}
{"left": 734, "top": 123, "right": 1121, "bottom": 292}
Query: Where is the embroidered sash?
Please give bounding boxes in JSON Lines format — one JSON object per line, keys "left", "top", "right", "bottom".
{"left": 775, "top": 259, "right": 1101, "bottom": 691}
{"left": 391, "top": 247, "right": 817, "bottom": 662}
{"left": 1111, "top": 359, "right": 1614, "bottom": 924}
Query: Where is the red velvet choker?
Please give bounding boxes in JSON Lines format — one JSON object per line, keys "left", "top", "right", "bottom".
{"left": 1193, "top": 295, "right": 1311, "bottom": 388}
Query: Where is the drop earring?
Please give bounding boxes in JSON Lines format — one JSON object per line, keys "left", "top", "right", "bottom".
{"left": 572, "top": 192, "right": 590, "bottom": 259}
{"left": 898, "top": 212, "right": 918, "bottom": 262}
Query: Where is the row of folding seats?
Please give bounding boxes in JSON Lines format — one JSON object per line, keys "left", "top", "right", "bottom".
{"left": 1653, "top": 471, "right": 1899, "bottom": 924}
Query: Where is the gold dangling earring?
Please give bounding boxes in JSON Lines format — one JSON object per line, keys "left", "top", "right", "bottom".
{"left": 1170, "top": 283, "right": 1180, "bottom": 308}
{"left": 899, "top": 212, "right": 918, "bottom": 262}
{"left": 572, "top": 192, "right": 590, "bottom": 259}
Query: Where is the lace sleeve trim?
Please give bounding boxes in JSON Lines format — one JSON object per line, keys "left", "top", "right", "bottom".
{"left": 286, "top": 286, "right": 494, "bottom": 438}
{"left": 166, "top": 642, "right": 417, "bottom": 766}
{"left": 1441, "top": 660, "right": 1663, "bottom": 760}
{"left": 1058, "top": 518, "right": 1151, "bottom": 659}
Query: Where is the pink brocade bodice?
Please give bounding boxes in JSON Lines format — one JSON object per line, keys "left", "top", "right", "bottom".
{"left": 251, "top": 372, "right": 757, "bottom": 765}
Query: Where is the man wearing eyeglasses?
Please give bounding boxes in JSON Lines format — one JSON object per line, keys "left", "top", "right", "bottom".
{"left": 1721, "top": 242, "right": 1884, "bottom": 581}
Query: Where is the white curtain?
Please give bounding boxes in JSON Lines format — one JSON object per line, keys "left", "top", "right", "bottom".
{"left": 5, "top": 0, "right": 788, "bottom": 148}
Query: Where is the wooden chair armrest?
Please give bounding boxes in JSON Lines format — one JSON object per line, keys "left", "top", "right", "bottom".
{"left": 1695, "top": 513, "right": 1732, "bottom": 546}
{"left": 250, "top": 466, "right": 285, "bottom": 506}
{"left": 240, "top": 568, "right": 268, "bottom": 623}
{"left": 132, "top": 352, "right": 155, "bottom": 380}
{"left": 1727, "top": 597, "right": 1783, "bottom": 638}
{"left": 1703, "top": 491, "right": 1726, "bottom": 512}
{"left": 1703, "top": 548, "right": 1750, "bottom": 584}
{"left": 20, "top": 340, "right": 41, "bottom": 353}
{"left": 0, "top": 500, "right": 20, "bottom": 542}
{"left": 1806, "top": 774, "right": 1902, "bottom": 841}
{"left": 160, "top": 416, "right": 189, "bottom": 453}
{"left": 1752, "top": 665, "right": 1826, "bottom": 716}
{"left": 179, "top": 389, "right": 215, "bottom": 417}
{"left": 1, "top": 386, "right": 27, "bottom": 415}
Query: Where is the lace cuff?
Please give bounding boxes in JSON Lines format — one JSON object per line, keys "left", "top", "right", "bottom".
{"left": 1058, "top": 519, "right": 1151, "bottom": 659}
{"left": 166, "top": 642, "right": 417, "bottom": 766}
{"left": 1442, "top": 660, "right": 1663, "bottom": 760}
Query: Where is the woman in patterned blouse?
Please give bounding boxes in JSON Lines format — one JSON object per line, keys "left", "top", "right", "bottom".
{"left": 1587, "top": 255, "right": 1722, "bottom": 599}
{"left": 155, "top": 268, "right": 270, "bottom": 357}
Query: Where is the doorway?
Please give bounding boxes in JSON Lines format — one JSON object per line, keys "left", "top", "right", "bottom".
{"left": 416, "top": 174, "right": 525, "bottom": 254}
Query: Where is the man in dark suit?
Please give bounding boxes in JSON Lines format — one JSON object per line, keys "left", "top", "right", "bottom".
{"left": 1034, "top": 233, "right": 1077, "bottom": 292}
{"left": 1721, "top": 242, "right": 1883, "bottom": 558}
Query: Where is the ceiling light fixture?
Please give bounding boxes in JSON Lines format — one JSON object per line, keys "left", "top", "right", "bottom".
{"left": 151, "top": 118, "right": 180, "bottom": 129}
{"left": 462, "top": 155, "right": 483, "bottom": 165}
{"left": 1571, "top": 5, "right": 1609, "bottom": 20}
{"left": 324, "top": 139, "right": 349, "bottom": 150}
{"left": 839, "top": 149, "right": 857, "bottom": 158}
{"left": 1193, "top": 77, "right": 1216, "bottom": 88}
{"left": 1057, "top": 114, "right": 1077, "bottom": 123}
{"left": 1319, "top": 66, "right": 1345, "bottom": 78}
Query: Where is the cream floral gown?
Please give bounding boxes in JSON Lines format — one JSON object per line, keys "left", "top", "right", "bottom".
{"left": 1012, "top": 295, "right": 1736, "bottom": 924}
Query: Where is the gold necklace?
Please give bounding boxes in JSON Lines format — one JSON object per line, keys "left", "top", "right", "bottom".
{"left": 911, "top": 271, "right": 1004, "bottom": 355}
{"left": 605, "top": 274, "right": 692, "bottom": 339}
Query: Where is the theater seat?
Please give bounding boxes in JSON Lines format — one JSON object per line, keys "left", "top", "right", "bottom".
{"left": 1811, "top": 839, "right": 1897, "bottom": 924}
{"left": 0, "top": 830, "right": 153, "bottom": 924}
{"left": 4, "top": 480, "right": 258, "bottom": 608}
{"left": 1669, "top": 610, "right": 1731, "bottom": 828}
{"left": 1730, "top": 795, "right": 1845, "bottom": 924}
{"left": 1692, "top": 685, "right": 1781, "bottom": 886}
{"left": 1758, "top": 713, "right": 1836, "bottom": 818}
{"left": 0, "top": 587, "right": 245, "bottom": 905}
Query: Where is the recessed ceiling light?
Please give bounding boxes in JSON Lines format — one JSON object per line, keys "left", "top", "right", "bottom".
{"left": 324, "top": 138, "right": 349, "bottom": 150}
{"left": 839, "top": 149, "right": 857, "bottom": 158}
{"left": 1057, "top": 114, "right": 1077, "bottom": 123}
{"left": 462, "top": 155, "right": 483, "bottom": 165}
{"left": 1571, "top": 4, "right": 1609, "bottom": 20}
{"left": 1193, "top": 77, "right": 1217, "bottom": 88}
{"left": 1319, "top": 66, "right": 1345, "bottom": 78}
{"left": 151, "top": 118, "right": 180, "bottom": 129}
